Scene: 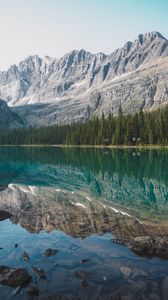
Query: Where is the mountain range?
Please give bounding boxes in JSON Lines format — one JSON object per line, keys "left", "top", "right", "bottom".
{"left": 0, "top": 31, "right": 168, "bottom": 127}
{"left": 0, "top": 99, "right": 23, "bottom": 128}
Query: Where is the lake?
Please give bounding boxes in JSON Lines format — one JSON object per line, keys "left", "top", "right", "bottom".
{"left": 0, "top": 147, "right": 168, "bottom": 300}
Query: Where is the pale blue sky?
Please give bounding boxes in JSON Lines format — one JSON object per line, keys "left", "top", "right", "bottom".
{"left": 0, "top": 0, "right": 168, "bottom": 70}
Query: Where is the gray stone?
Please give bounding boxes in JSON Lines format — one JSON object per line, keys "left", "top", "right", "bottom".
{"left": 120, "top": 266, "right": 132, "bottom": 277}
{"left": 44, "top": 248, "right": 58, "bottom": 257}
{"left": 0, "top": 265, "right": 31, "bottom": 287}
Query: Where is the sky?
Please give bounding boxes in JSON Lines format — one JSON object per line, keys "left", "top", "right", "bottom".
{"left": 0, "top": 0, "right": 168, "bottom": 70}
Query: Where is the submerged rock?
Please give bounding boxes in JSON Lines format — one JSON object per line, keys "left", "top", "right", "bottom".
{"left": 0, "top": 265, "right": 31, "bottom": 287}
{"left": 22, "top": 251, "right": 30, "bottom": 261}
{"left": 33, "top": 267, "right": 46, "bottom": 279}
{"left": 27, "top": 284, "right": 39, "bottom": 296}
{"left": 12, "top": 286, "right": 21, "bottom": 295}
{"left": 74, "top": 270, "right": 92, "bottom": 279}
{"left": 80, "top": 259, "right": 90, "bottom": 264}
{"left": 44, "top": 248, "right": 58, "bottom": 257}
{"left": 113, "top": 236, "right": 168, "bottom": 259}
{"left": 81, "top": 280, "right": 89, "bottom": 288}
{"left": 120, "top": 266, "right": 132, "bottom": 277}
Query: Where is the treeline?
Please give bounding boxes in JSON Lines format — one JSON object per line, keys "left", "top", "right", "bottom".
{"left": 0, "top": 105, "right": 168, "bottom": 145}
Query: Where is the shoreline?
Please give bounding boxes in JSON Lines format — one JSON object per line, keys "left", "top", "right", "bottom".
{"left": 0, "top": 144, "right": 168, "bottom": 149}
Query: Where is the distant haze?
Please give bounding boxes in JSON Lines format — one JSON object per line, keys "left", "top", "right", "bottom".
{"left": 0, "top": 0, "right": 168, "bottom": 70}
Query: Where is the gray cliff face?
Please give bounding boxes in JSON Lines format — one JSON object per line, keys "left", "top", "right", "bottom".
{"left": 0, "top": 31, "right": 168, "bottom": 126}
{"left": 0, "top": 99, "right": 24, "bottom": 128}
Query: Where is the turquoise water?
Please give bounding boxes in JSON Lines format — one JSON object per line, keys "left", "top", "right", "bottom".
{"left": 0, "top": 147, "right": 168, "bottom": 299}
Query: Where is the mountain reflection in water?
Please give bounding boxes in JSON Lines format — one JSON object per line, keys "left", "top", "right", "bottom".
{"left": 0, "top": 147, "right": 168, "bottom": 225}
{"left": 0, "top": 147, "right": 167, "bottom": 300}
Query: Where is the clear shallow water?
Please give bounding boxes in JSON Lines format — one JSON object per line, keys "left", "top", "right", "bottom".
{"left": 0, "top": 147, "right": 168, "bottom": 299}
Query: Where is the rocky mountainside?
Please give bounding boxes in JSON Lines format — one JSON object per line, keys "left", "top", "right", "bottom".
{"left": 0, "top": 184, "right": 166, "bottom": 238}
{"left": 0, "top": 31, "right": 168, "bottom": 126}
{"left": 0, "top": 99, "right": 24, "bottom": 128}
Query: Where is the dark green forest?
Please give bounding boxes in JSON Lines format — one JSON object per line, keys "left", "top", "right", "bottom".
{"left": 0, "top": 105, "right": 168, "bottom": 145}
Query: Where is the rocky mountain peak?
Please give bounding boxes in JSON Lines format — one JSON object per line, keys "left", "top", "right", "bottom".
{"left": 0, "top": 31, "right": 168, "bottom": 126}
{"left": 137, "top": 31, "right": 167, "bottom": 45}
{"left": 18, "top": 55, "right": 43, "bottom": 71}
{"left": 63, "top": 48, "right": 93, "bottom": 63}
